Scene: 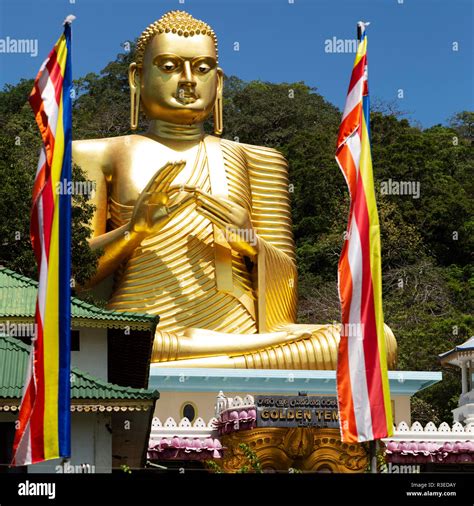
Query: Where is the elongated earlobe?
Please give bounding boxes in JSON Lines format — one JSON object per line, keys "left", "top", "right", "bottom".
{"left": 213, "top": 69, "right": 224, "bottom": 135}
{"left": 129, "top": 63, "right": 141, "bottom": 131}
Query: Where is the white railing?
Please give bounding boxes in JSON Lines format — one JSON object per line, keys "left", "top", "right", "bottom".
{"left": 384, "top": 421, "right": 474, "bottom": 442}
{"left": 150, "top": 416, "right": 218, "bottom": 440}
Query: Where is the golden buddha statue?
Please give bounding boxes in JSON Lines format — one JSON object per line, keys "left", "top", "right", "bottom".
{"left": 73, "top": 11, "right": 397, "bottom": 369}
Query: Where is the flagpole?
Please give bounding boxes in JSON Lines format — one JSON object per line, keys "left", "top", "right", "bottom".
{"left": 369, "top": 440, "right": 378, "bottom": 473}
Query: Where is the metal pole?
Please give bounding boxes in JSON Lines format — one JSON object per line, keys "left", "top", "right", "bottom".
{"left": 370, "top": 440, "right": 378, "bottom": 473}
{"left": 461, "top": 360, "right": 467, "bottom": 395}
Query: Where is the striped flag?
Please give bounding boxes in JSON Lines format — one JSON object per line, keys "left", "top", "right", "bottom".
{"left": 12, "top": 17, "right": 74, "bottom": 466}
{"left": 335, "top": 22, "right": 393, "bottom": 443}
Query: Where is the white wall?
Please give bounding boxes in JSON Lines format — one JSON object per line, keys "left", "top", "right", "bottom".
{"left": 155, "top": 392, "right": 219, "bottom": 421}
{"left": 394, "top": 396, "right": 411, "bottom": 425}
{"left": 71, "top": 327, "right": 107, "bottom": 381}
{"left": 155, "top": 391, "right": 412, "bottom": 425}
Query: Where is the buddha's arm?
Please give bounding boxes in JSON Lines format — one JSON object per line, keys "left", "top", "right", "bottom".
{"left": 87, "top": 160, "right": 193, "bottom": 287}
{"left": 72, "top": 140, "right": 144, "bottom": 287}
{"left": 73, "top": 142, "right": 192, "bottom": 287}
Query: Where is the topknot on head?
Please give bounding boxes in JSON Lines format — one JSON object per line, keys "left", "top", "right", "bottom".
{"left": 135, "top": 10, "right": 219, "bottom": 67}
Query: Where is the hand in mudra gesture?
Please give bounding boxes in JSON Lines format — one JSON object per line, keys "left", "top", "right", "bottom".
{"left": 195, "top": 188, "right": 258, "bottom": 257}
{"left": 130, "top": 161, "right": 195, "bottom": 236}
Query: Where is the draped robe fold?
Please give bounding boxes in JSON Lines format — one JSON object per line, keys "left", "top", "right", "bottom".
{"left": 106, "top": 136, "right": 397, "bottom": 369}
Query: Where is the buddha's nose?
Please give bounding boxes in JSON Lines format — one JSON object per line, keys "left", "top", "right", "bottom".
{"left": 180, "top": 61, "right": 196, "bottom": 86}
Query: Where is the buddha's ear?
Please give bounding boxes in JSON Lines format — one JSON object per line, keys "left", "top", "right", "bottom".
{"left": 216, "top": 67, "right": 224, "bottom": 95}
{"left": 128, "top": 62, "right": 141, "bottom": 91}
{"left": 129, "top": 63, "right": 142, "bottom": 131}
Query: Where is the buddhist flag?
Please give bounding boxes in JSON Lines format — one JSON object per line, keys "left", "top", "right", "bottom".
{"left": 335, "top": 22, "right": 393, "bottom": 443}
{"left": 12, "top": 17, "right": 74, "bottom": 466}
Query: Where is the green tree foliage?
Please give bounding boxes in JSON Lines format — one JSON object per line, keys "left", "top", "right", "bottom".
{"left": 206, "top": 443, "right": 262, "bottom": 473}
{"left": 0, "top": 48, "right": 472, "bottom": 422}
{"left": 0, "top": 79, "right": 99, "bottom": 286}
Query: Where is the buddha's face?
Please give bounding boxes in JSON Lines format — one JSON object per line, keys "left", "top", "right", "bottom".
{"left": 131, "top": 32, "right": 223, "bottom": 125}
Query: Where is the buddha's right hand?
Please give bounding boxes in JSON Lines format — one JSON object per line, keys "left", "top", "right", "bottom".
{"left": 130, "top": 161, "right": 194, "bottom": 236}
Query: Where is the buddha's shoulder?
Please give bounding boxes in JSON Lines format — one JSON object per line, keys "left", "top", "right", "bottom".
{"left": 72, "top": 134, "right": 148, "bottom": 154}
{"left": 218, "top": 137, "right": 288, "bottom": 168}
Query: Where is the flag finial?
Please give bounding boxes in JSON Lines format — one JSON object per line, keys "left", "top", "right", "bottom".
{"left": 63, "top": 14, "right": 76, "bottom": 26}
{"left": 357, "top": 21, "right": 370, "bottom": 40}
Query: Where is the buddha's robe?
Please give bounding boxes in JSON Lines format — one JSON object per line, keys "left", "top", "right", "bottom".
{"left": 106, "top": 136, "right": 397, "bottom": 369}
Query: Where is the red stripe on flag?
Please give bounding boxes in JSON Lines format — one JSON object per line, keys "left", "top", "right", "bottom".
{"left": 12, "top": 378, "right": 34, "bottom": 462}
{"left": 347, "top": 56, "right": 365, "bottom": 94}
{"left": 352, "top": 176, "right": 388, "bottom": 438}
{"left": 45, "top": 49, "right": 63, "bottom": 105}
{"left": 41, "top": 185, "right": 55, "bottom": 259}
{"left": 30, "top": 199, "right": 43, "bottom": 263}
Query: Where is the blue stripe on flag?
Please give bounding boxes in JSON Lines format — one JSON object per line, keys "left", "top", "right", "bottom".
{"left": 57, "top": 21, "right": 72, "bottom": 458}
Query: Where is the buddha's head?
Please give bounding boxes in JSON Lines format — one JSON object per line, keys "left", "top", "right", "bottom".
{"left": 129, "top": 11, "right": 223, "bottom": 131}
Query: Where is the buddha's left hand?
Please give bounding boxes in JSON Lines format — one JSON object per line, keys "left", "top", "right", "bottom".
{"left": 195, "top": 189, "right": 258, "bottom": 257}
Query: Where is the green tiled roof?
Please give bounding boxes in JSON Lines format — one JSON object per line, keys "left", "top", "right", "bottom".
{"left": 0, "top": 267, "right": 158, "bottom": 330}
{"left": 0, "top": 336, "right": 159, "bottom": 401}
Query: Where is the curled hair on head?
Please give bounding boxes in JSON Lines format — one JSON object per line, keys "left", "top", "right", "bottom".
{"left": 134, "top": 10, "right": 219, "bottom": 67}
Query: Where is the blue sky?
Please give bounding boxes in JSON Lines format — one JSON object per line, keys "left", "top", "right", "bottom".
{"left": 0, "top": 0, "right": 472, "bottom": 128}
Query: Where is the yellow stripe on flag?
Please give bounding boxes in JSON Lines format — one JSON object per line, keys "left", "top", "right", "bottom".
{"left": 360, "top": 112, "right": 393, "bottom": 435}
{"left": 43, "top": 35, "right": 68, "bottom": 460}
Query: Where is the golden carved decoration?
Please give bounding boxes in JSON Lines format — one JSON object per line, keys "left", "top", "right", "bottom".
{"left": 220, "top": 428, "right": 369, "bottom": 473}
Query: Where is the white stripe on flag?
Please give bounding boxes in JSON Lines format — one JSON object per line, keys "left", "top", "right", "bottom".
{"left": 342, "top": 76, "right": 364, "bottom": 121}
{"left": 35, "top": 148, "right": 46, "bottom": 178}
{"left": 346, "top": 133, "right": 361, "bottom": 175}
{"left": 37, "top": 67, "right": 59, "bottom": 137}
{"left": 14, "top": 420, "right": 32, "bottom": 466}
{"left": 347, "top": 213, "right": 374, "bottom": 441}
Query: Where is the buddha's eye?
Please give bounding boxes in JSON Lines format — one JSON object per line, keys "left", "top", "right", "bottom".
{"left": 159, "top": 60, "right": 178, "bottom": 72}
{"left": 194, "top": 62, "right": 211, "bottom": 75}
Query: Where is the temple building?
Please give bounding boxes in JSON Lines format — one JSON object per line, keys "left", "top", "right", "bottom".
{"left": 0, "top": 267, "right": 159, "bottom": 473}
{"left": 439, "top": 336, "right": 474, "bottom": 426}
{"left": 381, "top": 338, "right": 474, "bottom": 471}
{"left": 146, "top": 368, "right": 443, "bottom": 472}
